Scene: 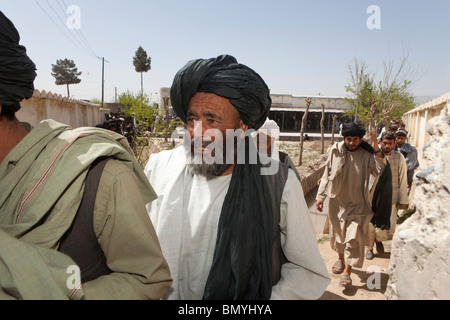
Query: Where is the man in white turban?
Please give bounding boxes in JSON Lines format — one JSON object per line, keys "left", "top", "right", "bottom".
{"left": 253, "top": 118, "right": 301, "bottom": 181}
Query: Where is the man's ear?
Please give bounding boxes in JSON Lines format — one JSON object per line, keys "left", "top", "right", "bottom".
{"left": 239, "top": 120, "right": 249, "bottom": 132}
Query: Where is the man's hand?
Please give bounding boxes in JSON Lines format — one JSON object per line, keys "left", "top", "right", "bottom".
{"left": 316, "top": 200, "right": 324, "bottom": 212}
{"left": 369, "top": 130, "right": 378, "bottom": 145}
{"left": 398, "top": 204, "right": 409, "bottom": 210}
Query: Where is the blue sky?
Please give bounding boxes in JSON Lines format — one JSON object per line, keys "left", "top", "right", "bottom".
{"left": 2, "top": 0, "right": 449, "bottom": 103}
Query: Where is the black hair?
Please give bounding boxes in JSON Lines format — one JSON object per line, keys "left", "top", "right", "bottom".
{"left": 381, "top": 131, "right": 395, "bottom": 141}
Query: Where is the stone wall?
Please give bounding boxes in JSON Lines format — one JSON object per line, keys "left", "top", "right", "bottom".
{"left": 301, "top": 165, "right": 325, "bottom": 197}
{"left": 385, "top": 104, "right": 450, "bottom": 299}
{"left": 16, "top": 90, "right": 110, "bottom": 128}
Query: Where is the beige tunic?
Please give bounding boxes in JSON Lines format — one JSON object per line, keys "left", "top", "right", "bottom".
{"left": 316, "top": 141, "right": 385, "bottom": 268}
{"left": 366, "top": 150, "right": 410, "bottom": 247}
{"left": 386, "top": 151, "right": 409, "bottom": 233}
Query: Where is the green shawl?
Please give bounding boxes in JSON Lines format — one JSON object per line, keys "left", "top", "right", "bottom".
{"left": 0, "top": 120, "right": 156, "bottom": 299}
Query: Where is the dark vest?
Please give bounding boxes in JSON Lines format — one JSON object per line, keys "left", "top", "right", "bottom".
{"left": 59, "top": 157, "right": 112, "bottom": 283}
{"left": 262, "top": 160, "right": 289, "bottom": 285}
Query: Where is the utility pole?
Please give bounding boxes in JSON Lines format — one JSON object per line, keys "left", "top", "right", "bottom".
{"left": 97, "top": 56, "right": 110, "bottom": 107}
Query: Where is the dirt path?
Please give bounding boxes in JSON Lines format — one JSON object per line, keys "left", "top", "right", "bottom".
{"left": 316, "top": 236, "right": 391, "bottom": 300}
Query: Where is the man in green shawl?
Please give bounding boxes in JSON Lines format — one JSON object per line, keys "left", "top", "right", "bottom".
{"left": 0, "top": 11, "right": 171, "bottom": 300}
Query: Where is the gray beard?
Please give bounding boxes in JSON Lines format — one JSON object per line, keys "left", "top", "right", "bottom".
{"left": 188, "top": 162, "right": 232, "bottom": 177}
{"left": 186, "top": 137, "right": 238, "bottom": 177}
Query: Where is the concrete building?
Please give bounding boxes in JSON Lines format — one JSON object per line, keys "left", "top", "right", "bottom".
{"left": 269, "top": 94, "right": 352, "bottom": 133}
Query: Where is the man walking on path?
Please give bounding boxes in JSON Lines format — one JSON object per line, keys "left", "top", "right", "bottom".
{"left": 316, "top": 122, "right": 386, "bottom": 288}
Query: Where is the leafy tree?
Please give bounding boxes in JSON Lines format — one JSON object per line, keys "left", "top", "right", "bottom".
{"left": 51, "top": 59, "right": 82, "bottom": 97}
{"left": 133, "top": 46, "right": 151, "bottom": 101}
{"left": 345, "top": 54, "right": 418, "bottom": 132}
{"left": 344, "top": 59, "right": 378, "bottom": 125}
{"left": 117, "top": 90, "right": 183, "bottom": 165}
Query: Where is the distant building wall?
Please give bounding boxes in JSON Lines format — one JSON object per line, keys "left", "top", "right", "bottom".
{"left": 159, "top": 87, "right": 171, "bottom": 108}
{"left": 16, "top": 90, "right": 110, "bottom": 128}
{"left": 270, "top": 94, "right": 351, "bottom": 112}
{"left": 269, "top": 94, "right": 352, "bottom": 133}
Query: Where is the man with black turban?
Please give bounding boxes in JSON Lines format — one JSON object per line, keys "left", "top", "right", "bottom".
{"left": 0, "top": 11, "right": 36, "bottom": 115}
{"left": 0, "top": 11, "right": 172, "bottom": 300}
{"left": 315, "top": 122, "right": 386, "bottom": 287}
{"left": 144, "top": 54, "right": 330, "bottom": 300}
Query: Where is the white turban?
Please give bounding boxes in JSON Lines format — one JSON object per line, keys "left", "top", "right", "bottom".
{"left": 251, "top": 118, "right": 280, "bottom": 140}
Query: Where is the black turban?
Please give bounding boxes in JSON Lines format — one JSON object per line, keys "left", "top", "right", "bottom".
{"left": 170, "top": 54, "right": 271, "bottom": 130}
{"left": 0, "top": 11, "right": 36, "bottom": 113}
{"left": 341, "top": 122, "right": 366, "bottom": 138}
{"left": 396, "top": 129, "right": 408, "bottom": 137}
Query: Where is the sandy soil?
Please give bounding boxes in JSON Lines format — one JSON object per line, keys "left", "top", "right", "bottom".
{"left": 316, "top": 237, "right": 391, "bottom": 300}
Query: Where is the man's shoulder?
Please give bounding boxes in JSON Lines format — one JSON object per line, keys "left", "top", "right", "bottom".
{"left": 102, "top": 158, "right": 131, "bottom": 176}
{"left": 389, "top": 150, "right": 404, "bottom": 159}
{"left": 146, "top": 145, "right": 186, "bottom": 171}
{"left": 402, "top": 142, "right": 417, "bottom": 152}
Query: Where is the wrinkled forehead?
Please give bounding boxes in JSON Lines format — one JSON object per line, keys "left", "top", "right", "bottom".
{"left": 188, "top": 92, "right": 239, "bottom": 117}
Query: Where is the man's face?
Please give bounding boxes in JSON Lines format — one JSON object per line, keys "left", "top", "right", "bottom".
{"left": 344, "top": 136, "right": 363, "bottom": 152}
{"left": 185, "top": 92, "right": 247, "bottom": 176}
{"left": 396, "top": 135, "right": 407, "bottom": 147}
{"left": 380, "top": 138, "right": 395, "bottom": 155}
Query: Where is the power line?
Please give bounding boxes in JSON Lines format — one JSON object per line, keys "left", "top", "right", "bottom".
{"left": 55, "top": 0, "right": 98, "bottom": 57}
{"left": 45, "top": 0, "right": 97, "bottom": 58}
{"left": 45, "top": 0, "right": 94, "bottom": 56}
{"left": 34, "top": 0, "right": 97, "bottom": 58}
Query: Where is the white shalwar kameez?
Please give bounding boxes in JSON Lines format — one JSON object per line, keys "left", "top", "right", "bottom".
{"left": 144, "top": 146, "right": 330, "bottom": 300}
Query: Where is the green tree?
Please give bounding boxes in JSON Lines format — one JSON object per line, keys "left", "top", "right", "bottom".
{"left": 51, "top": 59, "right": 82, "bottom": 97}
{"left": 345, "top": 54, "right": 418, "bottom": 132}
{"left": 133, "top": 46, "right": 151, "bottom": 101}
{"left": 117, "top": 90, "right": 183, "bottom": 165}
{"left": 344, "top": 58, "right": 378, "bottom": 125}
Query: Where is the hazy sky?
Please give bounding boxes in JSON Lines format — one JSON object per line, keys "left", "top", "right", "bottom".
{"left": 2, "top": 0, "right": 449, "bottom": 103}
